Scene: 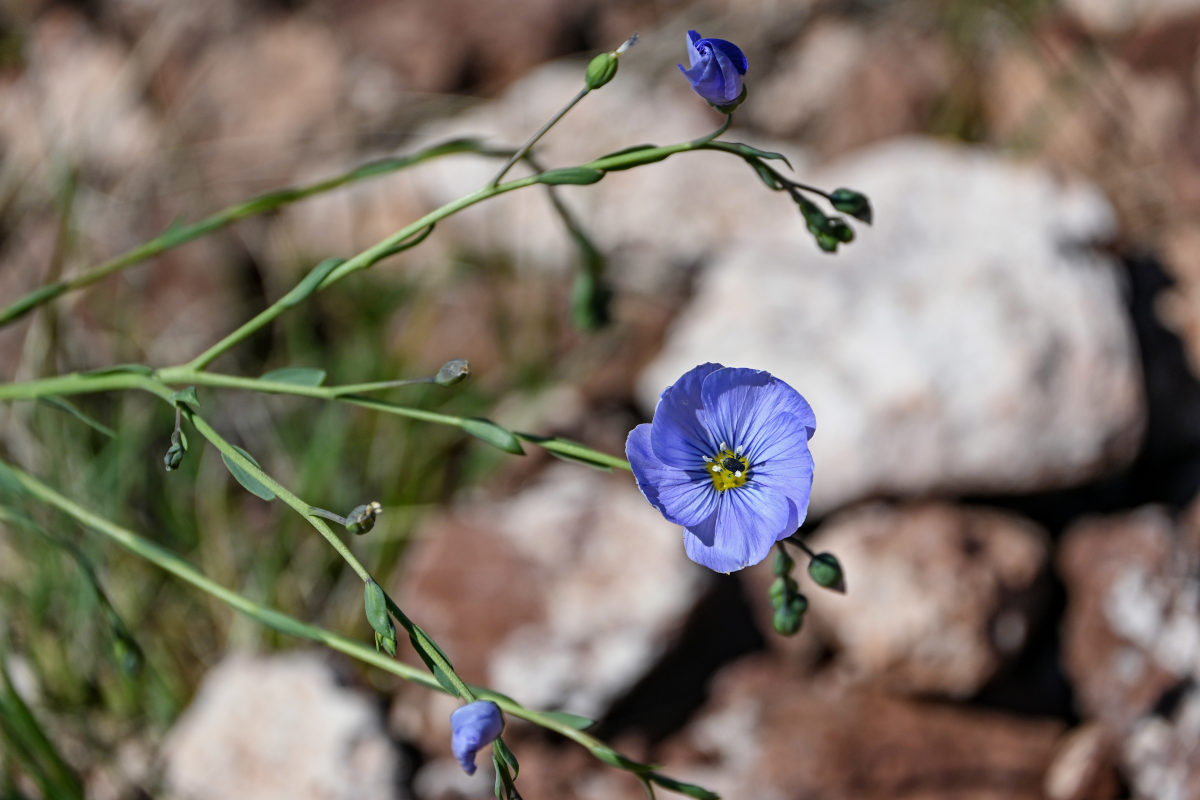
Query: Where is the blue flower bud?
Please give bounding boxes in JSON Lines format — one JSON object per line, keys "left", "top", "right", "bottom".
{"left": 450, "top": 700, "right": 504, "bottom": 775}
{"left": 678, "top": 30, "right": 748, "bottom": 111}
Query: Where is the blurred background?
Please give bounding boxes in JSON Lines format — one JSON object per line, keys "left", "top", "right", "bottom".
{"left": 1, "top": 0, "right": 1199, "bottom": 798}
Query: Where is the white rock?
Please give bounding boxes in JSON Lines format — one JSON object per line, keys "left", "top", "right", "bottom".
{"left": 639, "top": 138, "right": 1144, "bottom": 512}
{"left": 161, "top": 652, "right": 406, "bottom": 800}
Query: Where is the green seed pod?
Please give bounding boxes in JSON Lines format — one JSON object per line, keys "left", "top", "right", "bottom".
{"left": 585, "top": 52, "right": 619, "bottom": 90}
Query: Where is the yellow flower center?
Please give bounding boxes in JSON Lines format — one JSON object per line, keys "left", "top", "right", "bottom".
{"left": 705, "top": 443, "right": 750, "bottom": 491}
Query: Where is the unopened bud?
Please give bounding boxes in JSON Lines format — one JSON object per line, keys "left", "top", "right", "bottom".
{"left": 345, "top": 501, "right": 382, "bottom": 536}
{"left": 829, "top": 187, "right": 873, "bottom": 225}
{"left": 807, "top": 552, "right": 846, "bottom": 593}
{"left": 585, "top": 52, "right": 619, "bottom": 90}
{"left": 772, "top": 548, "right": 794, "bottom": 578}
{"left": 772, "top": 593, "right": 808, "bottom": 636}
{"left": 435, "top": 359, "right": 471, "bottom": 387}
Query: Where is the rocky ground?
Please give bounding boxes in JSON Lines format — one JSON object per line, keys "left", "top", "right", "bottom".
{"left": 3, "top": 0, "right": 1200, "bottom": 798}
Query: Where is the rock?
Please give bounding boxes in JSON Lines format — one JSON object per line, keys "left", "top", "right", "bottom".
{"left": 639, "top": 138, "right": 1144, "bottom": 513}
{"left": 1060, "top": 0, "right": 1200, "bottom": 35}
{"left": 161, "top": 652, "right": 406, "bottom": 800}
{"left": 792, "top": 503, "right": 1050, "bottom": 698}
{"left": 1060, "top": 503, "right": 1200, "bottom": 799}
{"left": 660, "top": 655, "right": 1065, "bottom": 800}
{"left": 1043, "top": 723, "right": 1120, "bottom": 800}
{"left": 395, "top": 463, "right": 706, "bottom": 718}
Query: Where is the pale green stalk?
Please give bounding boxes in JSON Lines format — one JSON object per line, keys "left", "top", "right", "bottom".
{"left": 1, "top": 461, "right": 716, "bottom": 799}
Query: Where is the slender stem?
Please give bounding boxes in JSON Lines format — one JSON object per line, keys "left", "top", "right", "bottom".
{"left": 490, "top": 86, "right": 591, "bottom": 187}
{"left": 0, "top": 140, "right": 501, "bottom": 328}
{"left": 1, "top": 460, "right": 714, "bottom": 798}
{"left": 785, "top": 534, "right": 816, "bottom": 559}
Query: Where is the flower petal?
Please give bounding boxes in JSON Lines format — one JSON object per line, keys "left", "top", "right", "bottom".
{"left": 650, "top": 362, "right": 723, "bottom": 469}
{"left": 450, "top": 701, "right": 504, "bottom": 776}
{"left": 685, "top": 30, "right": 703, "bottom": 67}
{"left": 683, "top": 483, "right": 790, "bottom": 572}
{"left": 701, "top": 368, "right": 816, "bottom": 457}
{"left": 703, "top": 37, "right": 748, "bottom": 74}
{"left": 627, "top": 424, "right": 718, "bottom": 526}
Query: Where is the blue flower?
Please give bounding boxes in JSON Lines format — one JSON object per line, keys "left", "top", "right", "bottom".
{"left": 678, "top": 30, "right": 748, "bottom": 109}
{"left": 627, "top": 364, "right": 816, "bottom": 573}
{"left": 449, "top": 700, "right": 504, "bottom": 775}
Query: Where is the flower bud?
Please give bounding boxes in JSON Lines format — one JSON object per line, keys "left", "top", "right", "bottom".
{"left": 829, "top": 187, "right": 873, "bottom": 224}
{"left": 807, "top": 552, "right": 846, "bottom": 593}
{"left": 450, "top": 700, "right": 505, "bottom": 775}
{"left": 163, "top": 442, "right": 185, "bottom": 471}
{"left": 585, "top": 52, "right": 619, "bottom": 90}
{"left": 435, "top": 359, "right": 470, "bottom": 387}
{"left": 345, "top": 501, "right": 382, "bottom": 536}
{"left": 772, "top": 593, "right": 808, "bottom": 636}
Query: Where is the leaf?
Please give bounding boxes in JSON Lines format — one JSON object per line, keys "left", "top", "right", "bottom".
{"left": 592, "top": 746, "right": 649, "bottom": 771}
{"left": 519, "top": 435, "right": 622, "bottom": 471}
{"left": 649, "top": 774, "right": 721, "bottom": 800}
{"left": 220, "top": 445, "right": 275, "bottom": 501}
{"left": 538, "top": 167, "right": 605, "bottom": 185}
{"left": 38, "top": 397, "right": 115, "bottom": 438}
{"left": 363, "top": 580, "right": 397, "bottom": 654}
{"left": 494, "top": 739, "right": 519, "bottom": 778}
{"left": 597, "top": 144, "right": 671, "bottom": 171}
{"left": 280, "top": 257, "right": 344, "bottom": 307}
{"left": 408, "top": 632, "right": 459, "bottom": 695}
{"left": 259, "top": 367, "right": 327, "bottom": 387}
{"left": 461, "top": 418, "right": 525, "bottom": 455}
{"left": 0, "top": 462, "right": 25, "bottom": 496}
{"left": 725, "top": 142, "right": 793, "bottom": 169}
{"left": 539, "top": 710, "right": 596, "bottom": 730}
{"left": 170, "top": 386, "right": 200, "bottom": 413}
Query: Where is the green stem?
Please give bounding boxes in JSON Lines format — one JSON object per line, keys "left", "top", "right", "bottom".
{"left": 182, "top": 118, "right": 741, "bottom": 372}
{"left": 0, "top": 139, "right": 500, "bottom": 327}
{"left": 0, "top": 368, "right": 633, "bottom": 472}
{"left": 0, "top": 462, "right": 714, "bottom": 798}
{"left": 490, "top": 85, "right": 591, "bottom": 187}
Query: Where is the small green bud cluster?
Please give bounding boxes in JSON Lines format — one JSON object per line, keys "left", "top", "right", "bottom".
{"left": 768, "top": 548, "right": 808, "bottom": 636}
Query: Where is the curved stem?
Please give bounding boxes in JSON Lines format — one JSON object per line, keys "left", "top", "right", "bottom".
{"left": 490, "top": 85, "right": 591, "bottom": 187}
{"left": 0, "top": 140, "right": 502, "bottom": 328}
{"left": 2, "top": 461, "right": 715, "bottom": 798}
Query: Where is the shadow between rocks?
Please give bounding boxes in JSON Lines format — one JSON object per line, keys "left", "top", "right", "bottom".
{"left": 591, "top": 574, "right": 766, "bottom": 745}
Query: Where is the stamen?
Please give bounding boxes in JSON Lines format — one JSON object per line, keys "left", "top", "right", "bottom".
{"left": 735, "top": 444, "right": 744, "bottom": 455}
{"left": 719, "top": 441, "right": 727, "bottom": 451}
{"left": 702, "top": 455, "right": 713, "bottom": 462}
{"left": 711, "top": 464, "right": 721, "bottom": 472}
{"left": 734, "top": 470, "right": 743, "bottom": 477}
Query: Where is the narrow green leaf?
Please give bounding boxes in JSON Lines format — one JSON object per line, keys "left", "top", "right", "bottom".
{"left": 538, "top": 167, "right": 605, "bottom": 186}
{"left": 539, "top": 710, "right": 596, "bottom": 730}
{"left": 220, "top": 445, "right": 276, "bottom": 501}
{"left": 170, "top": 386, "right": 200, "bottom": 413}
{"left": 494, "top": 739, "right": 520, "bottom": 778}
{"left": 0, "top": 461, "right": 25, "bottom": 496}
{"left": 408, "top": 632, "right": 459, "bottom": 695}
{"left": 38, "top": 397, "right": 116, "bottom": 438}
{"left": 597, "top": 144, "right": 671, "bottom": 171}
{"left": 259, "top": 367, "right": 327, "bottom": 387}
{"left": 592, "top": 746, "right": 649, "bottom": 771}
{"left": 280, "top": 257, "right": 344, "bottom": 308}
{"left": 649, "top": 773, "right": 721, "bottom": 800}
{"left": 518, "top": 434, "right": 622, "bottom": 470}
{"left": 363, "top": 580, "right": 392, "bottom": 635}
{"left": 727, "top": 142, "right": 793, "bottom": 169}
{"left": 461, "top": 418, "right": 525, "bottom": 455}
